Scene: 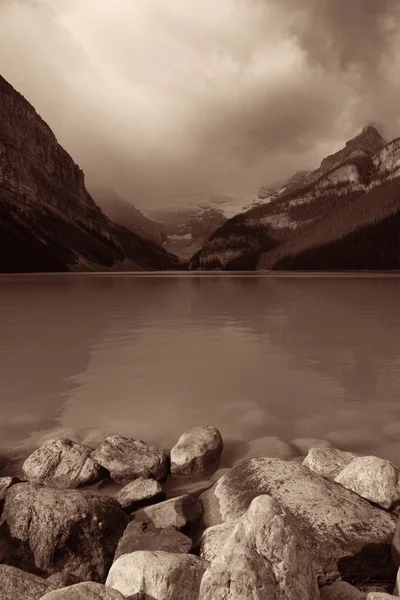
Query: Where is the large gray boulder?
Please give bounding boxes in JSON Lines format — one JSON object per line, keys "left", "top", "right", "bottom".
{"left": 199, "top": 495, "right": 319, "bottom": 600}
{"left": 116, "top": 477, "right": 165, "bottom": 512}
{"left": 40, "top": 582, "right": 126, "bottom": 599}
{"left": 335, "top": 456, "right": 400, "bottom": 510}
{"left": 132, "top": 493, "right": 203, "bottom": 531}
{"left": 0, "top": 564, "right": 55, "bottom": 600}
{"left": 106, "top": 551, "right": 208, "bottom": 599}
{"left": 0, "top": 483, "right": 128, "bottom": 582}
{"left": 303, "top": 447, "right": 357, "bottom": 481}
{"left": 170, "top": 426, "right": 223, "bottom": 477}
{"left": 22, "top": 438, "right": 102, "bottom": 489}
{"left": 93, "top": 436, "right": 168, "bottom": 483}
{"left": 114, "top": 518, "right": 193, "bottom": 560}
{"left": 199, "top": 457, "right": 396, "bottom": 584}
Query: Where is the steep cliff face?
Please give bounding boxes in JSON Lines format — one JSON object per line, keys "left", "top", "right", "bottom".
{"left": 190, "top": 126, "right": 400, "bottom": 271}
{"left": 0, "top": 75, "right": 178, "bottom": 272}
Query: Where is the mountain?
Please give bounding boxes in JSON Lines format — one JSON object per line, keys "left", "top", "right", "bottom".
{"left": 0, "top": 75, "right": 178, "bottom": 272}
{"left": 91, "top": 188, "right": 167, "bottom": 246}
{"left": 189, "top": 125, "right": 400, "bottom": 271}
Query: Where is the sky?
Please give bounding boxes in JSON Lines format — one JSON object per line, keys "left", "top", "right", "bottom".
{"left": 1, "top": 0, "right": 400, "bottom": 208}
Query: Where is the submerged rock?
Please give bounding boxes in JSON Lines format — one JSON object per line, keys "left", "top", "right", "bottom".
{"left": 0, "top": 483, "right": 128, "bottom": 582}
{"left": 106, "top": 551, "right": 208, "bottom": 599}
{"left": 170, "top": 426, "right": 223, "bottom": 477}
{"left": 93, "top": 436, "right": 168, "bottom": 483}
{"left": 114, "top": 519, "right": 193, "bottom": 560}
{"left": 291, "top": 437, "right": 333, "bottom": 455}
{"left": 199, "top": 495, "right": 319, "bottom": 600}
{"left": 239, "top": 436, "right": 295, "bottom": 462}
{"left": 22, "top": 438, "right": 102, "bottom": 489}
{"left": 133, "top": 493, "right": 203, "bottom": 531}
{"left": 40, "top": 582, "right": 126, "bottom": 599}
{"left": 116, "top": 477, "right": 165, "bottom": 512}
{"left": 199, "top": 457, "right": 396, "bottom": 584}
{"left": 303, "top": 447, "right": 357, "bottom": 481}
{"left": 0, "top": 564, "right": 56, "bottom": 600}
{"left": 335, "top": 456, "right": 400, "bottom": 509}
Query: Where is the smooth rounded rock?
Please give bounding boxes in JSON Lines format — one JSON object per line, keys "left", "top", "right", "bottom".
{"left": 22, "top": 438, "right": 102, "bottom": 489}
{"left": 114, "top": 519, "right": 193, "bottom": 560}
{"left": 170, "top": 426, "right": 223, "bottom": 477}
{"left": 40, "top": 582, "right": 126, "bottom": 599}
{"left": 0, "top": 483, "right": 128, "bottom": 582}
{"left": 303, "top": 447, "right": 357, "bottom": 481}
{"left": 199, "top": 457, "right": 396, "bottom": 585}
{"left": 106, "top": 551, "right": 208, "bottom": 599}
{"left": 326, "top": 429, "right": 383, "bottom": 450}
{"left": 93, "top": 436, "right": 168, "bottom": 483}
{"left": 116, "top": 477, "right": 165, "bottom": 512}
{"left": 335, "top": 456, "right": 400, "bottom": 509}
{"left": 320, "top": 581, "right": 366, "bottom": 600}
{"left": 199, "top": 495, "right": 319, "bottom": 600}
{"left": 0, "top": 564, "right": 56, "bottom": 600}
{"left": 132, "top": 493, "right": 203, "bottom": 531}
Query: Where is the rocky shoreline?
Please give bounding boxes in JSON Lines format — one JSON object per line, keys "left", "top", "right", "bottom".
{"left": 1, "top": 426, "right": 400, "bottom": 599}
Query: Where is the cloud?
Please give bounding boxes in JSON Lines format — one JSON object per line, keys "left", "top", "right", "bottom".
{"left": 1, "top": 0, "right": 400, "bottom": 206}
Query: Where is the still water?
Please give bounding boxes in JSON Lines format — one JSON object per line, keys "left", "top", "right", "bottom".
{"left": 1, "top": 273, "right": 400, "bottom": 473}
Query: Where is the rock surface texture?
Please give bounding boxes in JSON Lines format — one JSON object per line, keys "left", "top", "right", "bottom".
{"left": 40, "top": 582, "right": 126, "bottom": 599}
{"left": 116, "top": 477, "right": 165, "bottom": 512}
{"left": 114, "top": 519, "right": 194, "bottom": 560}
{"left": 199, "top": 495, "right": 320, "bottom": 600}
{"left": 106, "top": 550, "right": 208, "bottom": 599}
{"left": 170, "top": 426, "right": 223, "bottom": 477}
{"left": 0, "top": 483, "right": 128, "bottom": 582}
{"left": 0, "top": 564, "right": 56, "bottom": 600}
{"left": 93, "top": 436, "right": 169, "bottom": 483}
{"left": 132, "top": 493, "right": 203, "bottom": 531}
{"left": 303, "top": 447, "right": 357, "bottom": 481}
{"left": 22, "top": 438, "right": 102, "bottom": 489}
{"left": 335, "top": 456, "right": 400, "bottom": 509}
{"left": 199, "top": 457, "right": 396, "bottom": 584}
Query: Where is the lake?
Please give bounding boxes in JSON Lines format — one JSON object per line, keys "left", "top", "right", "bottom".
{"left": 1, "top": 272, "right": 400, "bottom": 476}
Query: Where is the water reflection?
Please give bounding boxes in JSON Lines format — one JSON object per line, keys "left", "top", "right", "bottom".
{"left": 0, "top": 274, "right": 399, "bottom": 467}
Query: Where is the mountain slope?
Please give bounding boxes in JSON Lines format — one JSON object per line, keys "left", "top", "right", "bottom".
{"left": 92, "top": 188, "right": 167, "bottom": 246}
{"left": 189, "top": 126, "right": 400, "bottom": 271}
{"left": 0, "top": 75, "right": 178, "bottom": 272}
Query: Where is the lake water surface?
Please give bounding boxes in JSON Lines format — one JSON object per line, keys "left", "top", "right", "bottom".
{"left": 1, "top": 273, "right": 400, "bottom": 475}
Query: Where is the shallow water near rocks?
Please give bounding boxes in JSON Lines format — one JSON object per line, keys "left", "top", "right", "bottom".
{"left": 1, "top": 272, "right": 400, "bottom": 484}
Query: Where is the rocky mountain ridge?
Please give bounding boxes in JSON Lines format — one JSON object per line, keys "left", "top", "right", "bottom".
{"left": 0, "top": 74, "right": 178, "bottom": 272}
{"left": 190, "top": 125, "right": 400, "bottom": 270}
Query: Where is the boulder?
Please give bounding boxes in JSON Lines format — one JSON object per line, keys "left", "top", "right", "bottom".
{"left": 0, "top": 483, "right": 128, "bottom": 582}
{"left": 291, "top": 437, "right": 333, "bottom": 455}
{"left": 238, "top": 436, "right": 295, "bottom": 462}
{"left": 116, "top": 477, "right": 165, "bottom": 512}
{"left": 0, "top": 476, "right": 20, "bottom": 501}
{"left": 303, "top": 447, "right": 357, "bottom": 481}
{"left": 170, "top": 426, "right": 223, "bottom": 477}
{"left": 199, "top": 495, "right": 319, "bottom": 600}
{"left": 46, "top": 573, "right": 83, "bottom": 588}
{"left": 366, "top": 595, "right": 396, "bottom": 600}
{"left": 335, "top": 456, "right": 400, "bottom": 510}
{"left": 199, "top": 457, "right": 396, "bottom": 585}
{"left": 106, "top": 551, "right": 208, "bottom": 599}
{"left": 114, "top": 519, "right": 193, "bottom": 560}
{"left": 22, "top": 438, "right": 102, "bottom": 489}
{"left": 93, "top": 436, "right": 168, "bottom": 483}
{"left": 0, "top": 564, "right": 55, "bottom": 600}
{"left": 200, "top": 521, "right": 237, "bottom": 562}
{"left": 133, "top": 493, "right": 203, "bottom": 531}
{"left": 320, "top": 581, "right": 366, "bottom": 599}
{"left": 40, "top": 582, "right": 126, "bottom": 599}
